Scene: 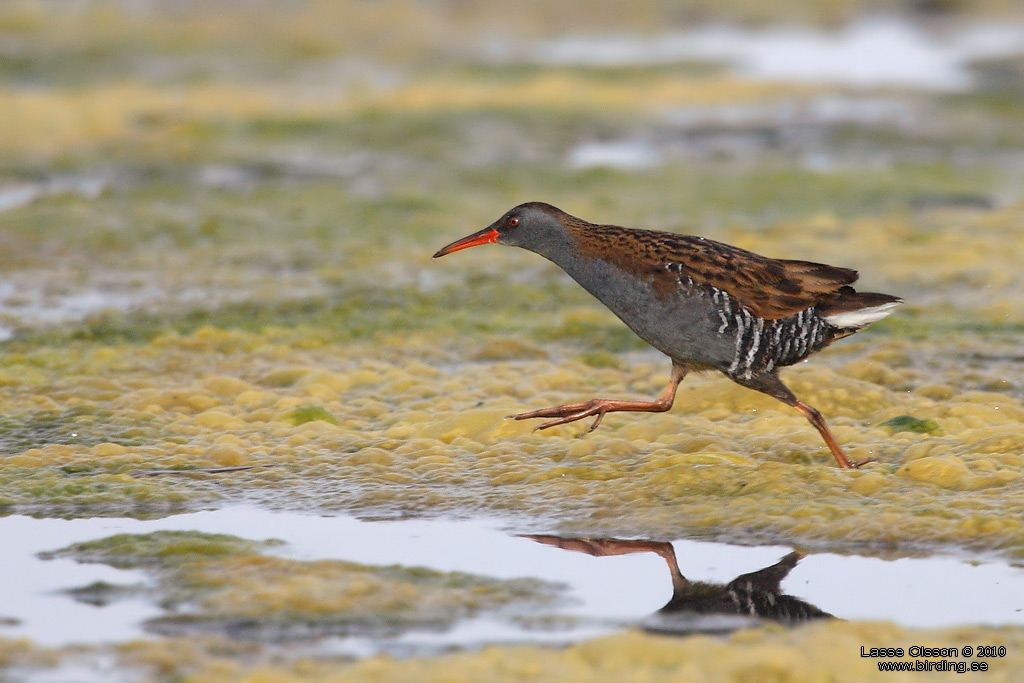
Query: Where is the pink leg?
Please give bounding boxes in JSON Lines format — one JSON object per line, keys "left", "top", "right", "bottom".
{"left": 793, "top": 400, "right": 874, "bottom": 469}
{"left": 511, "top": 363, "right": 687, "bottom": 432}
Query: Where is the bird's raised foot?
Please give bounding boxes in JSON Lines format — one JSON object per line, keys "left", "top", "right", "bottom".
{"left": 509, "top": 398, "right": 613, "bottom": 433}
{"left": 852, "top": 457, "right": 877, "bottom": 469}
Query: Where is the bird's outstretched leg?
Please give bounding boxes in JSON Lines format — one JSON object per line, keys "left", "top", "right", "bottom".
{"left": 736, "top": 372, "right": 873, "bottom": 469}
{"left": 511, "top": 363, "right": 688, "bottom": 433}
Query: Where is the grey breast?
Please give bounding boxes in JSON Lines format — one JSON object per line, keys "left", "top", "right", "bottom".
{"left": 554, "top": 253, "right": 740, "bottom": 370}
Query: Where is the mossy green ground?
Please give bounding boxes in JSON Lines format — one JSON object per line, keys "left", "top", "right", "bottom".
{"left": 0, "top": 261, "right": 1021, "bottom": 556}
{"left": 3, "top": 0, "right": 1024, "bottom": 680}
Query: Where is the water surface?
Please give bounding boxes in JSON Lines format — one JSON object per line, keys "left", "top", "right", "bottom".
{"left": 1, "top": 507, "right": 1021, "bottom": 654}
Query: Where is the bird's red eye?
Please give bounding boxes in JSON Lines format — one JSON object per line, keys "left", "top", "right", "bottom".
{"left": 509, "top": 217, "right": 519, "bottom": 227}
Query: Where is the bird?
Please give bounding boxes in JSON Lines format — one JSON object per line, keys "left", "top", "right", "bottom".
{"left": 432, "top": 202, "right": 902, "bottom": 468}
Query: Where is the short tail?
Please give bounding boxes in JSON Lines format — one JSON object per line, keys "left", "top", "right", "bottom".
{"left": 820, "top": 287, "right": 903, "bottom": 330}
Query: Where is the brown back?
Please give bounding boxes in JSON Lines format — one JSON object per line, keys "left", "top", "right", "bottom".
{"left": 567, "top": 220, "right": 861, "bottom": 320}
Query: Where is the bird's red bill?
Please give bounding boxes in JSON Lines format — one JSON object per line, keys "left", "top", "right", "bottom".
{"left": 432, "top": 228, "right": 499, "bottom": 258}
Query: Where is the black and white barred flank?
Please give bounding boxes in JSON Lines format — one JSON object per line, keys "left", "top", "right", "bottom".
{"left": 667, "top": 262, "right": 898, "bottom": 381}
{"left": 713, "top": 287, "right": 832, "bottom": 380}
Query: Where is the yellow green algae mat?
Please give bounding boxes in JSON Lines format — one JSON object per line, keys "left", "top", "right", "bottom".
{"left": 3, "top": 0, "right": 1024, "bottom": 680}
{"left": 3, "top": 626, "right": 1024, "bottom": 682}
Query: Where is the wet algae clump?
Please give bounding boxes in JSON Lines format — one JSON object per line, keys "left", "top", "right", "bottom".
{"left": 287, "top": 405, "right": 341, "bottom": 426}
{"left": 882, "top": 414, "right": 942, "bottom": 435}
{"left": 44, "top": 530, "right": 558, "bottom": 641}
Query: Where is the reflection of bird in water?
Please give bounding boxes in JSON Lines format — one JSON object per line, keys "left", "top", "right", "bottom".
{"left": 522, "top": 535, "right": 831, "bottom": 634}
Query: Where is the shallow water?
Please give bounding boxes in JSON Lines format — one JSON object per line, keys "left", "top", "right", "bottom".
{"left": 0, "top": 176, "right": 105, "bottom": 214}
{"left": 1, "top": 507, "right": 1022, "bottom": 654}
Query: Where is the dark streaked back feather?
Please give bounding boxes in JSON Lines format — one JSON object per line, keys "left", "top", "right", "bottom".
{"left": 567, "top": 221, "right": 863, "bottom": 320}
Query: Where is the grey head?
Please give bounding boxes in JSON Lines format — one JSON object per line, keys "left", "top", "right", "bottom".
{"left": 432, "top": 202, "right": 577, "bottom": 260}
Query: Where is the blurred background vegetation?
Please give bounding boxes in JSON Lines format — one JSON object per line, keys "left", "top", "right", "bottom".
{"left": 3, "top": 0, "right": 1024, "bottom": 342}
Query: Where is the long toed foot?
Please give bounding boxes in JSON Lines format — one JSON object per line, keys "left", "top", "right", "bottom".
{"left": 510, "top": 363, "right": 688, "bottom": 433}
{"left": 793, "top": 400, "right": 875, "bottom": 469}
